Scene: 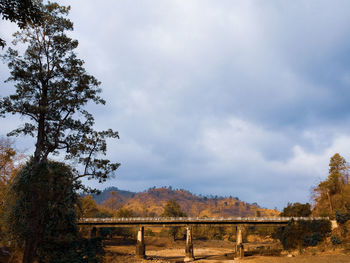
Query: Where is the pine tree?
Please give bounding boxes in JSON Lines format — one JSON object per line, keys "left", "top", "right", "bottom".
{"left": 313, "top": 153, "right": 350, "bottom": 217}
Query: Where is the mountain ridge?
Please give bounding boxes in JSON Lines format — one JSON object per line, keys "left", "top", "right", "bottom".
{"left": 93, "top": 186, "right": 279, "bottom": 218}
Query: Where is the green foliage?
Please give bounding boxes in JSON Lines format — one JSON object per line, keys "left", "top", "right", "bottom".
{"left": 116, "top": 207, "right": 135, "bottom": 218}
{"left": 303, "top": 232, "right": 322, "bottom": 246}
{"left": 161, "top": 200, "right": 187, "bottom": 218}
{"left": 79, "top": 196, "right": 100, "bottom": 217}
{"left": 0, "top": 138, "right": 18, "bottom": 245}
{"left": 3, "top": 159, "right": 104, "bottom": 262}
{"left": 0, "top": 0, "right": 119, "bottom": 184}
{"left": 79, "top": 195, "right": 113, "bottom": 218}
{"left": 280, "top": 202, "right": 311, "bottom": 217}
{"left": 336, "top": 210, "right": 350, "bottom": 224}
{"left": 84, "top": 206, "right": 137, "bottom": 241}
{"left": 193, "top": 225, "right": 236, "bottom": 241}
{"left": 161, "top": 200, "right": 187, "bottom": 240}
{"left": 4, "top": 160, "right": 76, "bottom": 247}
{"left": 331, "top": 235, "right": 341, "bottom": 245}
{"left": 145, "top": 229, "right": 155, "bottom": 236}
{"left": 273, "top": 220, "right": 331, "bottom": 250}
{"left": 101, "top": 226, "right": 135, "bottom": 240}
{"left": 248, "top": 225, "right": 275, "bottom": 239}
{"left": 37, "top": 237, "right": 104, "bottom": 263}
{"left": 329, "top": 153, "right": 347, "bottom": 174}
{"left": 99, "top": 228, "right": 114, "bottom": 239}
{"left": 313, "top": 153, "right": 350, "bottom": 218}
{"left": 0, "top": 2, "right": 119, "bottom": 261}
{"left": 0, "top": 0, "right": 42, "bottom": 47}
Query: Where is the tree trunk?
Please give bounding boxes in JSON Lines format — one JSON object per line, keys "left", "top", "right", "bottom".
{"left": 22, "top": 80, "right": 47, "bottom": 263}
{"left": 327, "top": 191, "right": 333, "bottom": 214}
{"left": 22, "top": 185, "right": 41, "bottom": 263}
{"left": 23, "top": 236, "right": 37, "bottom": 263}
{"left": 22, "top": 116, "right": 46, "bottom": 263}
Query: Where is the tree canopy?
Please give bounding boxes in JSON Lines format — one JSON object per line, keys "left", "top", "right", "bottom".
{"left": 161, "top": 199, "right": 187, "bottom": 218}
{"left": 161, "top": 200, "right": 187, "bottom": 241}
{"left": 313, "top": 153, "right": 350, "bottom": 218}
{"left": 0, "top": 2, "right": 119, "bottom": 182}
{"left": 0, "top": 138, "right": 20, "bottom": 246}
{"left": 280, "top": 202, "right": 311, "bottom": 217}
{"left": 4, "top": 160, "right": 104, "bottom": 263}
{"left": 0, "top": 138, "right": 17, "bottom": 195}
{"left": 0, "top": 2, "right": 119, "bottom": 262}
{"left": 0, "top": 0, "right": 42, "bottom": 47}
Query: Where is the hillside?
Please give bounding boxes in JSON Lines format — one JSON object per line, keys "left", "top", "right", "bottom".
{"left": 95, "top": 187, "right": 279, "bottom": 218}
{"left": 93, "top": 187, "right": 136, "bottom": 204}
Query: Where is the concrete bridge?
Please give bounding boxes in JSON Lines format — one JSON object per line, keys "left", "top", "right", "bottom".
{"left": 78, "top": 217, "right": 328, "bottom": 261}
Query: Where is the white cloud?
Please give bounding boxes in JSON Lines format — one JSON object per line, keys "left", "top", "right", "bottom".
{"left": 2, "top": 0, "right": 350, "bottom": 209}
{"left": 196, "top": 116, "right": 350, "bottom": 207}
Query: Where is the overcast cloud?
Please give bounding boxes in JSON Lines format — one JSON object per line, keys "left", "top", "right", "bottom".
{"left": 1, "top": 0, "right": 350, "bottom": 209}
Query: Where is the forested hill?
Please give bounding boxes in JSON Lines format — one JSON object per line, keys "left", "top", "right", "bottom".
{"left": 92, "top": 187, "right": 136, "bottom": 204}
{"left": 93, "top": 187, "right": 279, "bottom": 218}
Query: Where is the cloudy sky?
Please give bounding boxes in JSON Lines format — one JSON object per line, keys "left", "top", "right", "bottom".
{"left": 1, "top": 0, "right": 350, "bottom": 209}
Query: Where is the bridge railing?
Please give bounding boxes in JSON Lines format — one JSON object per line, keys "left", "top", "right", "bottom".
{"left": 78, "top": 216, "right": 329, "bottom": 224}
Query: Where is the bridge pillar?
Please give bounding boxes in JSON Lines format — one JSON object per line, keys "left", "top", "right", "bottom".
{"left": 236, "top": 225, "right": 244, "bottom": 258}
{"left": 135, "top": 226, "right": 145, "bottom": 259}
{"left": 90, "top": 227, "right": 97, "bottom": 238}
{"left": 184, "top": 226, "right": 194, "bottom": 262}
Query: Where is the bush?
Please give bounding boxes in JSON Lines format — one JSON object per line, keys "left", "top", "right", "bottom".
{"left": 273, "top": 219, "right": 331, "bottom": 250}
{"left": 331, "top": 235, "right": 341, "bottom": 245}
{"left": 145, "top": 229, "right": 155, "bottom": 236}
{"left": 3, "top": 160, "right": 105, "bottom": 263}
{"left": 280, "top": 202, "right": 312, "bottom": 217}
{"left": 192, "top": 225, "right": 228, "bottom": 241}
{"left": 303, "top": 232, "right": 322, "bottom": 246}
{"left": 99, "top": 228, "right": 114, "bottom": 239}
{"left": 336, "top": 211, "right": 350, "bottom": 224}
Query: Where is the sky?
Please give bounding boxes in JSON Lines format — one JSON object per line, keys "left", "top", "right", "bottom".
{"left": 1, "top": 0, "right": 350, "bottom": 209}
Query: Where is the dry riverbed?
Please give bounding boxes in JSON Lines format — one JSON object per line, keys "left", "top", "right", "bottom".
{"left": 103, "top": 237, "right": 350, "bottom": 263}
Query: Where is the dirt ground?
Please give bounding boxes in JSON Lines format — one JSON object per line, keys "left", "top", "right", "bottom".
{"left": 103, "top": 237, "right": 350, "bottom": 263}
{"left": 239, "top": 254, "right": 350, "bottom": 263}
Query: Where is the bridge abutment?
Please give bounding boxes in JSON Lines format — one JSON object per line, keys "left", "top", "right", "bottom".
{"left": 184, "top": 225, "right": 194, "bottom": 262}
{"left": 135, "top": 226, "right": 145, "bottom": 259}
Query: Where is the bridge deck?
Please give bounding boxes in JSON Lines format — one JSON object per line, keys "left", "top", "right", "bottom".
{"left": 78, "top": 217, "right": 328, "bottom": 227}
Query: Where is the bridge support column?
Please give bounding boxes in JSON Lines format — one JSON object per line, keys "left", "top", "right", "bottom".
{"left": 236, "top": 225, "right": 244, "bottom": 258}
{"left": 90, "top": 227, "right": 97, "bottom": 238}
{"left": 136, "top": 226, "right": 145, "bottom": 259}
{"left": 184, "top": 226, "right": 194, "bottom": 262}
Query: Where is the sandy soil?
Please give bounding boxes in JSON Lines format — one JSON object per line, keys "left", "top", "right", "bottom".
{"left": 103, "top": 237, "right": 350, "bottom": 263}
{"left": 238, "top": 254, "right": 350, "bottom": 263}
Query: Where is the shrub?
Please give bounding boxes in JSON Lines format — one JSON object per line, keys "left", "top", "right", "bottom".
{"left": 145, "top": 229, "right": 155, "bottom": 236}
{"left": 336, "top": 211, "right": 350, "bottom": 224}
{"left": 303, "top": 232, "right": 322, "bottom": 246}
{"left": 3, "top": 160, "right": 105, "bottom": 263}
{"left": 273, "top": 219, "right": 331, "bottom": 250}
{"left": 331, "top": 235, "right": 341, "bottom": 245}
